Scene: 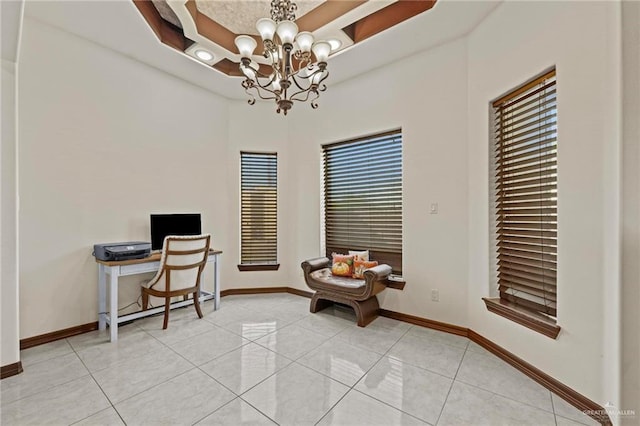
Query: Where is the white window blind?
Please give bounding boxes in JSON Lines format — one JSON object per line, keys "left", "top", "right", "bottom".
{"left": 240, "top": 152, "right": 277, "bottom": 265}
{"left": 494, "top": 69, "right": 557, "bottom": 317}
{"left": 322, "top": 131, "right": 403, "bottom": 274}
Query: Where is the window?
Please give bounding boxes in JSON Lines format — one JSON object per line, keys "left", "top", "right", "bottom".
{"left": 322, "top": 130, "right": 403, "bottom": 274}
{"left": 484, "top": 69, "right": 560, "bottom": 338}
{"left": 239, "top": 152, "right": 278, "bottom": 271}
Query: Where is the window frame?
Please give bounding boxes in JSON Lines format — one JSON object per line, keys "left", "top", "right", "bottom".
{"left": 483, "top": 69, "right": 561, "bottom": 339}
{"left": 238, "top": 151, "right": 279, "bottom": 271}
{"left": 321, "top": 129, "right": 404, "bottom": 276}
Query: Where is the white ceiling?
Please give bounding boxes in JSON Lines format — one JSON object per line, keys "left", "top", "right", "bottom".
{"left": 23, "top": 0, "right": 501, "bottom": 100}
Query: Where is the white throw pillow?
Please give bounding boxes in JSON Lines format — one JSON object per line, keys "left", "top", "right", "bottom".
{"left": 348, "top": 250, "right": 369, "bottom": 262}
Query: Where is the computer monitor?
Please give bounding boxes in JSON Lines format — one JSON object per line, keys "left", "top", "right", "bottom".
{"left": 150, "top": 213, "right": 202, "bottom": 250}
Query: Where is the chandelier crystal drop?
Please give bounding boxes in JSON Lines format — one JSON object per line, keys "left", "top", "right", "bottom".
{"left": 234, "top": 0, "right": 331, "bottom": 115}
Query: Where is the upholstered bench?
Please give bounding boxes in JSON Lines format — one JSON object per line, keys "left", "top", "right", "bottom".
{"left": 301, "top": 257, "right": 393, "bottom": 327}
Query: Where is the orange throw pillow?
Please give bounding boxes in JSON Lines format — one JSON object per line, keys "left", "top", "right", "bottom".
{"left": 353, "top": 260, "right": 379, "bottom": 279}
{"left": 331, "top": 253, "right": 355, "bottom": 277}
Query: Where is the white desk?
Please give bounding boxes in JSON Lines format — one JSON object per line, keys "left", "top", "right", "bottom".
{"left": 96, "top": 249, "right": 222, "bottom": 342}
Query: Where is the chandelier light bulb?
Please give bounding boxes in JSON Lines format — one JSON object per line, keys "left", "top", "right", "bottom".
{"left": 311, "top": 70, "right": 324, "bottom": 85}
{"left": 256, "top": 18, "right": 277, "bottom": 42}
{"left": 298, "top": 65, "right": 314, "bottom": 79}
{"left": 295, "top": 32, "right": 314, "bottom": 53}
{"left": 312, "top": 41, "right": 331, "bottom": 63}
{"left": 276, "top": 20, "right": 298, "bottom": 45}
{"left": 241, "top": 62, "right": 257, "bottom": 80}
{"left": 234, "top": 35, "right": 257, "bottom": 59}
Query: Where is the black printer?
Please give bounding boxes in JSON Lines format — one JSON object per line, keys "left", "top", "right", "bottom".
{"left": 93, "top": 241, "right": 151, "bottom": 261}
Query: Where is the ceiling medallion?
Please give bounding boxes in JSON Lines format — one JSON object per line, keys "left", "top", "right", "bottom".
{"left": 234, "top": 0, "right": 331, "bottom": 115}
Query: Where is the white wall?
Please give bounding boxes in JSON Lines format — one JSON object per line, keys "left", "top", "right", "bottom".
{"left": 621, "top": 0, "right": 640, "bottom": 421}
{"left": 17, "top": 17, "right": 230, "bottom": 338}
{"left": 1, "top": 59, "right": 20, "bottom": 366}
{"left": 288, "top": 38, "right": 470, "bottom": 327}
{"left": 1, "top": 0, "right": 23, "bottom": 368}
{"left": 225, "top": 100, "right": 292, "bottom": 289}
{"left": 12, "top": 1, "right": 632, "bottom": 415}
{"left": 467, "top": 0, "right": 622, "bottom": 407}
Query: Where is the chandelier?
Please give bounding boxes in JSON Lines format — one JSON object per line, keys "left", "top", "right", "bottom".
{"left": 234, "top": 0, "right": 331, "bottom": 115}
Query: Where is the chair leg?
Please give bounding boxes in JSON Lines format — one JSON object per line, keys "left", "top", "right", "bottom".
{"left": 142, "top": 292, "right": 149, "bottom": 311}
{"left": 183, "top": 294, "right": 189, "bottom": 301}
{"left": 193, "top": 291, "right": 203, "bottom": 319}
{"left": 162, "top": 297, "right": 171, "bottom": 329}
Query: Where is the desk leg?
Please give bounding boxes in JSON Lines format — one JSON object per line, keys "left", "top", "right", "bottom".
{"left": 108, "top": 268, "right": 118, "bottom": 342}
{"left": 98, "top": 264, "right": 106, "bottom": 330}
{"left": 214, "top": 254, "right": 220, "bottom": 310}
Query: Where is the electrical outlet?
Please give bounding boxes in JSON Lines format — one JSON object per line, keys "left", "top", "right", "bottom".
{"left": 431, "top": 289, "right": 439, "bottom": 302}
{"left": 430, "top": 203, "right": 438, "bottom": 214}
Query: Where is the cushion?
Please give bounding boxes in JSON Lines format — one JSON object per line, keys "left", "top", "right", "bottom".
{"left": 353, "top": 260, "right": 379, "bottom": 279}
{"left": 309, "top": 269, "right": 366, "bottom": 290}
{"left": 331, "top": 253, "right": 355, "bottom": 276}
{"left": 349, "top": 250, "right": 369, "bottom": 262}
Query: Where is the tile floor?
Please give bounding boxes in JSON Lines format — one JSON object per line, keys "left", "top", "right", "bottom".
{"left": 1, "top": 294, "right": 599, "bottom": 426}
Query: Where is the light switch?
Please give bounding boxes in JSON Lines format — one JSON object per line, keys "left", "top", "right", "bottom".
{"left": 430, "top": 203, "right": 438, "bottom": 214}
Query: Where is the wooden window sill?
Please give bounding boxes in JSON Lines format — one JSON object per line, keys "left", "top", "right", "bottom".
{"left": 482, "top": 297, "right": 561, "bottom": 339}
{"left": 237, "top": 264, "right": 280, "bottom": 272}
{"left": 385, "top": 277, "right": 406, "bottom": 290}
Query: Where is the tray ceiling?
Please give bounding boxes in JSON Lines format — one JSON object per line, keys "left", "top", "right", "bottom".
{"left": 23, "top": 1, "right": 501, "bottom": 100}
{"left": 136, "top": 0, "right": 438, "bottom": 77}
{"left": 194, "top": 0, "right": 324, "bottom": 35}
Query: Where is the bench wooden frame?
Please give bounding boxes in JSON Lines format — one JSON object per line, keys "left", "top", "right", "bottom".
{"left": 301, "top": 257, "right": 393, "bottom": 327}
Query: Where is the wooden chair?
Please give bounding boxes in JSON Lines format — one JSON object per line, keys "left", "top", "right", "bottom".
{"left": 141, "top": 234, "right": 211, "bottom": 329}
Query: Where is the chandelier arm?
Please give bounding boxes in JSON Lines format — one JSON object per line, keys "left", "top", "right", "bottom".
{"left": 252, "top": 86, "right": 281, "bottom": 101}
{"left": 289, "top": 88, "right": 316, "bottom": 102}
{"left": 316, "top": 71, "right": 330, "bottom": 92}
{"left": 244, "top": 87, "right": 256, "bottom": 106}
{"left": 254, "top": 77, "right": 280, "bottom": 92}
{"left": 242, "top": 78, "right": 280, "bottom": 102}
{"left": 309, "top": 90, "right": 321, "bottom": 109}
{"left": 289, "top": 74, "right": 311, "bottom": 92}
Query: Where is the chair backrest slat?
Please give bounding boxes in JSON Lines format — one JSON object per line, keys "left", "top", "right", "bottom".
{"left": 148, "top": 234, "right": 211, "bottom": 292}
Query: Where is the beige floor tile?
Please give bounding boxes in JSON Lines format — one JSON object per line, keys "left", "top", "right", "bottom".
{"left": 298, "top": 338, "right": 382, "bottom": 386}
{"left": 76, "top": 327, "right": 164, "bottom": 372}
{"left": 168, "top": 326, "right": 249, "bottom": 366}
{"left": 317, "top": 390, "right": 428, "bottom": 426}
{"left": 0, "top": 352, "right": 88, "bottom": 406}
{"left": 196, "top": 398, "right": 277, "bottom": 425}
{"left": 355, "top": 356, "right": 452, "bottom": 424}
{"left": 387, "top": 333, "right": 465, "bottom": 378}
{"left": 73, "top": 407, "right": 125, "bottom": 425}
{"left": 455, "top": 349, "right": 553, "bottom": 412}
{"left": 254, "top": 324, "right": 329, "bottom": 360}
{"left": 552, "top": 393, "right": 602, "bottom": 426}
{"left": 295, "top": 311, "right": 354, "bottom": 337}
{"left": 1, "top": 376, "right": 110, "bottom": 425}
{"left": 114, "top": 368, "right": 235, "bottom": 425}
{"left": 405, "top": 325, "right": 469, "bottom": 350}
{"left": 92, "top": 347, "right": 193, "bottom": 403}
{"left": 242, "top": 363, "right": 349, "bottom": 426}
{"left": 20, "top": 339, "right": 74, "bottom": 366}
{"left": 200, "top": 342, "right": 291, "bottom": 394}
{"left": 335, "top": 321, "right": 407, "bottom": 355}
{"left": 439, "top": 381, "right": 556, "bottom": 426}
